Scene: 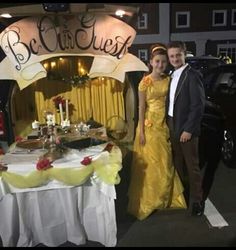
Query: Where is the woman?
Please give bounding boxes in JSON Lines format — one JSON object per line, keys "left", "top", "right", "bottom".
{"left": 127, "top": 43, "right": 186, "bottom": 220}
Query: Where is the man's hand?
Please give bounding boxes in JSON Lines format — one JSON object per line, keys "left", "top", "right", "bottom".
{"left": 180, "top": 131, "right": 192, "bottom": 143}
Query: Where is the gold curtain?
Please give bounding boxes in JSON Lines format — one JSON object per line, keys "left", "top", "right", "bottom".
{"left": 13, "top": 77, "right": 125, "bottom": 135}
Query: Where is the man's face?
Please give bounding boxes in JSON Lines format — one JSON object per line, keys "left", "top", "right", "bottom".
{"left": 167, "top": 47, "right": 185, "bottom": 70}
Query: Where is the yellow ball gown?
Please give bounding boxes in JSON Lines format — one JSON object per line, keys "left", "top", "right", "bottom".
{"left": 127, "top": 75, "right": 187, "bottom": 220}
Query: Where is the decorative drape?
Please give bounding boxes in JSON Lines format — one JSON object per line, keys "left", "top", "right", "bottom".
{"left": 32, "top": 77, "right": 125, "bottom": 128}
{"left": 0, "top": 147, "right": 122, "bottom": 189}
{"left": 13, "top": 78, "right": 126, "bottom": 135}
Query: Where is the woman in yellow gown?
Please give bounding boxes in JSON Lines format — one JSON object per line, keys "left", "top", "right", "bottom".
{"left": 127, "top": 43, "right": 186, "bottom": 220}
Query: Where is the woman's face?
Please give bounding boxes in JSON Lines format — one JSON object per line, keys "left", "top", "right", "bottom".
{"left": 150, "top": 54, "right": 168, "bottom": 74}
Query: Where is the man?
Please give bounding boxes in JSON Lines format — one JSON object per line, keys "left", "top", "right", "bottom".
{"left": 166, "top": 41, "right": 205, "bottom": 216}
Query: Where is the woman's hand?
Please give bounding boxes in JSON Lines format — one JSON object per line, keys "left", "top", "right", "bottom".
{"left": 139, "top": 132, "right": 146, "bottom": 146}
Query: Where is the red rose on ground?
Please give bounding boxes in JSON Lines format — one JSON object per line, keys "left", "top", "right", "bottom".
{"left": 36, "top": 158, "right": 53, "bottom": 171}
{"left": 81, "top": 156, "right": 92, "bottom": 166}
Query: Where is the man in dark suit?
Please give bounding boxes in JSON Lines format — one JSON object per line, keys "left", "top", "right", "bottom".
{"left": 166, "top": 41, "right": 205, "bottom": 216}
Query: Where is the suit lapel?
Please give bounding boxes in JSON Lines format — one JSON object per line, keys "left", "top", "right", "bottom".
{"left": 174, "top": 65, "right": 190, "bottom": 103}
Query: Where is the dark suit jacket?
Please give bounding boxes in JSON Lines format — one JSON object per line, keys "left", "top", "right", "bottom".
{"left": 166, "top": 64, "right": 205, "bottom": 139}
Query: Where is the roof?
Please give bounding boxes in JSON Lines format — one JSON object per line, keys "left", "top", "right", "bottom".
{"left": 186, "top": 55, "right": 221, "bottom": 60}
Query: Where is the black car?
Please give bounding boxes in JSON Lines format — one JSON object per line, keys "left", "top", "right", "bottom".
{"left": 185, "top": 55, "right": 226, "bottom": 78}
{"left": 204, "top": 64, "right": 236, "bottom": 168}
{"left": 166, "top": 55, "right": 226, "bottom": 78}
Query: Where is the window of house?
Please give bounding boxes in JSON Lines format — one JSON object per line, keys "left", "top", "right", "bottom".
{"left": 138, "top": 13, "right": 148, "bottom": 29}
{"left": 138, "top": 49, "right": 148, "bottom": 62}
{"left": 212, "top": 10, "right": 227, "bottom": 27}
{"left": 232, "top": 9, "right": 236, "bottom": 25}
{"left": 218, "top": 45, "right": 236, "bottom": 64}
{"left": 176, "top": 12, "right": 190, "bottom": 28}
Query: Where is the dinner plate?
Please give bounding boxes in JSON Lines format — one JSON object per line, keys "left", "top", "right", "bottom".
{"left": 16, "top": 139, "right": 43, "bottom": 149}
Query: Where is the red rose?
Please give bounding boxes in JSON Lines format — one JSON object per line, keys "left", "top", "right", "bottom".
{"left": 81, "top": 156, "right": 92, "bottom": 166}
{"left": 15, "top": 136, "right": 23, "bottom": 142}
{"left": 36, "top": 158, "right": 52, "bottom": 171}
{"left": 52, "top": 96, "right": 68, "bottom": 110}
{"left": 103, "top": 143, "right": 114, "bottom": 152}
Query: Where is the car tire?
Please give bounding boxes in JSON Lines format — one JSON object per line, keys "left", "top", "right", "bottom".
{"left": 221, "top": 129, "right": 236, "bottom": 168}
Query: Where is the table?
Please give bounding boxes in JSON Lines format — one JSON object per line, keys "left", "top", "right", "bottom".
{"left": 0, "top": 143, "right": 121, "bottom": 247}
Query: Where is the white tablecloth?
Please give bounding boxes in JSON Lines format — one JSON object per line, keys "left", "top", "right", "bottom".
{"left": 0, "top": 144, "right": 119, "bottom": 247}
{"left": 0, "top": 180, "right": 117, "bottom": 247}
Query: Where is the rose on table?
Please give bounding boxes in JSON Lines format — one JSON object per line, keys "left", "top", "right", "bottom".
{"left": 36, "top": 157, "right": 53, "bottom": 171}
{"left": 80, "top": 156, "right": 92, "bottom": 166}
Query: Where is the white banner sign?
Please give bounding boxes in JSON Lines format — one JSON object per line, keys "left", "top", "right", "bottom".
{"left": 0, "top": 13, "right": 148, "bottom": 89}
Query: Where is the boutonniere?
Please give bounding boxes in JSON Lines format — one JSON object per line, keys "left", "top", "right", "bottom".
{"left": 36, "top": 157, "right": 53, "bottom": 171}
{"left": 81, "top": 156, "right": 92, "bottom": 166}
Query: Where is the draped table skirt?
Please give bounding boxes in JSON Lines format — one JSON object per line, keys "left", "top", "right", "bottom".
{"left": 0, "top": 182, "right": 117, "bottom": 247}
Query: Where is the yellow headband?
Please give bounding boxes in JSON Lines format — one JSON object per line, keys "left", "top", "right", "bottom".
{"left": 152, "top": 46, "right": 167, "bottom": 53}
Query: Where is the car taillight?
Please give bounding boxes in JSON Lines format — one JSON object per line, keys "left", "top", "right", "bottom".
{"left": 0, "top": 110, "right": 6, "bottom": 137}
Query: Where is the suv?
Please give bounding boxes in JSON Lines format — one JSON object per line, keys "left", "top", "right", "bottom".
{"left": 186, "top": 55, "right": 226, "bottom": 78}
{"left": 204, "top": 64, "right": 236, "bottom": 168}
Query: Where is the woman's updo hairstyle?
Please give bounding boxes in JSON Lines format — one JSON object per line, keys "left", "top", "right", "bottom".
{"left": 150, "top": 43, "right": 167, "bottom": 59}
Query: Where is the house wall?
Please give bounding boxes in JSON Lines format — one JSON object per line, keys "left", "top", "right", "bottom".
{"left": 131, "top": 3, "right": 236, "bottom": 61}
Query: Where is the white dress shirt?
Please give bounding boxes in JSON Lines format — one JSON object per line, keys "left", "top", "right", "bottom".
{"left": 168, "top": 63, "right": 188, "bottom": 117}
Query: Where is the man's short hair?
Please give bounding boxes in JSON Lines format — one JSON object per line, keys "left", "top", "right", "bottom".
{"left": 167, "top": 41, "right": 187, "bottom": 55}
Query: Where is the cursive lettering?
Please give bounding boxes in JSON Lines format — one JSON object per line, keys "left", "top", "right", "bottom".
{"left": 37, "top": 16, "right": 58, "bottom": 52}
{"left": 1, "top": 14, "right": 135, "bottom": 71}
{"left": 2, "top": 27, "right": 31, "bottom": 70}
{"left": 37, "top": 14, "right": 133, "bottom": 59}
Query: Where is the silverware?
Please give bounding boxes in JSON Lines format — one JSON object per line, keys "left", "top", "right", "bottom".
{"left": 10, "top": 149, "right": 35, "bottom": 154}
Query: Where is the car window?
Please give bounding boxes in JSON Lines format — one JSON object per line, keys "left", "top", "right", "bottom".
{"left": 186, "top": 58, "right": 225, "bottom": 78}
{"left": 217, "top": 73, "right": 232, "bottom": 85}
{"left": 207, "top": 59, "right": 224, "bottom": 69}
{"left": 215, "top": 72, "right": 236, "bottom": 95}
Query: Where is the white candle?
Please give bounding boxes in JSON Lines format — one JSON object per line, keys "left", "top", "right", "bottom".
{"left": 66, "top": 99, "right": 69, "bottom": 121}
{"left": 32, "top": 120, "right": 39, "bottom": 129}
{"left": 61, "top": 120, "right": 70, "bottom": 128}
{"left": 52, "top": 114, "right": 56, "bottom": 126}
{"left": 59, "top": 103, "right": 64, "bottom": 124}
{"left": 46, "top": 114, "right": 55, "bottom": 126}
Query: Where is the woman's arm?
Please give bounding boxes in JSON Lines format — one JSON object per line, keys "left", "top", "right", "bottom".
{"left": 138, "top": 90, "right": 146, "bottom": 145}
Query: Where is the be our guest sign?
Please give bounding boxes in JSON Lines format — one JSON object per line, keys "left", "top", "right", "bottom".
{"left": 0, "top": 13, "right": 148, "bottom": 89}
